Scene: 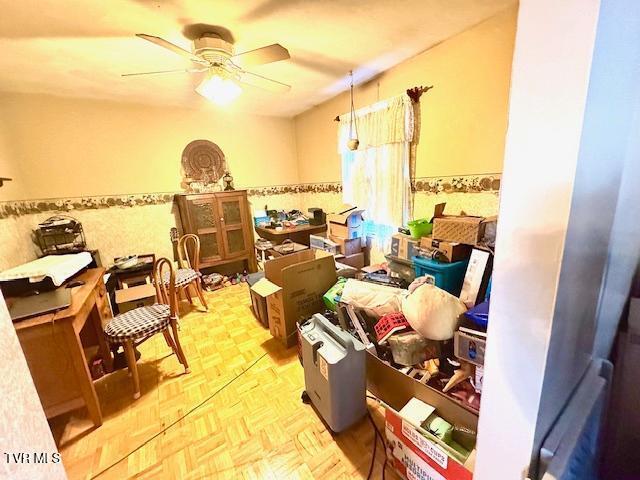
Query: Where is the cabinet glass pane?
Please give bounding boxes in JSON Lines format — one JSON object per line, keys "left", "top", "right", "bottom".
{"left": 199, "top": 234, "right": 219, "bottom": 258}
{"left": 221, "top": 200, "right": 242, "bottom": 224}
{"left": 189, "top": 202, "right": 216, "bottom": 229}
{"left": 226, "top": 229, "right": 246, "bottom": 254}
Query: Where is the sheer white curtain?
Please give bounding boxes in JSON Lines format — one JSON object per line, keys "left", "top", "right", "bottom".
{"left": 339, "top": 94, "right": 414, "bottom": 249}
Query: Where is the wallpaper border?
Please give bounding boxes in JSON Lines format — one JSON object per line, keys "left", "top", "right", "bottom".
{"left": 0, "top": 174, "right": 500, "bottom": 219}
{"left": 413, "top": 174, "right": 500, "bottom": 194}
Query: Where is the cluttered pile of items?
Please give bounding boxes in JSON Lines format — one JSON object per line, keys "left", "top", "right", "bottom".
{"left": 253, "top": 207, "right": 311, "bottom": 229}
{"left": 249, "top": 202, "right": 495, "bottom": 479}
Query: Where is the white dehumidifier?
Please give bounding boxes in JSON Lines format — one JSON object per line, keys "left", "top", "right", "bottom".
{"left": 299, "top": 313, "right": 367, "bottom": 432}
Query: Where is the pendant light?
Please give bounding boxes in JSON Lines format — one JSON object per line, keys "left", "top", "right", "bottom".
{"left": 347, "top": 70, "right": 360, "bottom": 151}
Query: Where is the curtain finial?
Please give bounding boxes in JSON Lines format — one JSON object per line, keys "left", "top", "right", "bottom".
{"left": 406, "top": 85, "right": 433, "bottom": 103}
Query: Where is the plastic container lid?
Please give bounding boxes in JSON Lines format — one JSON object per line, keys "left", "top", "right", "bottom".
{"left": 412, "top": 256, "right": 467, "bottom": 271}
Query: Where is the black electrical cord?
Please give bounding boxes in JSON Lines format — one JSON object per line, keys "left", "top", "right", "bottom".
{"left": 366, "top": 398, "right": 389, "bottom": 480}
{"left": 367, "top": 394, "right": 388, "bottom": 480}
{"left": 89, "top": 352, "right": 268, "bottom": 479}
{"left": 366, "top": 411, "right": 379, "bottom": 480}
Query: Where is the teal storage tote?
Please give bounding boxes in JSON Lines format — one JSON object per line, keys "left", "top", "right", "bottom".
{"left": 412, "top": 256, "right": 469, "bottom": 296}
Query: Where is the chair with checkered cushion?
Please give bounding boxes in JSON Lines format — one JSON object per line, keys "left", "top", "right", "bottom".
{"left": 164, "top": 234, "right": 208, "bottom": 311}
{"left": 104, "top": 258, "right": 189, "bottom": 399}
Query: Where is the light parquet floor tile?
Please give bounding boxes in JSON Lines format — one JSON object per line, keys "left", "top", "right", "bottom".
{"left": 49, "top": 283, "right": 398, "bottom": 479}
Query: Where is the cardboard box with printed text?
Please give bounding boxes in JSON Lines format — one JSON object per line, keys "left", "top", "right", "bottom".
{"left": 260, "top": 250, "right": 337, "bottom": 347}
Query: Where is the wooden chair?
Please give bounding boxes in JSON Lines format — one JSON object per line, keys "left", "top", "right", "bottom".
{"left": 166, "top": 233, "right": 208, "bottom": 311}
{"left": 104, "top": 258, "right": 189, "bottom": 399}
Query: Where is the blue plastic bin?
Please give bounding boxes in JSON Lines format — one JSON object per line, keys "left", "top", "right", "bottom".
{"left": 411, "top": 257, "right": 469, "bottom": 296}
{"left": 464, "top": 299, "right": 490, "bottom": 329}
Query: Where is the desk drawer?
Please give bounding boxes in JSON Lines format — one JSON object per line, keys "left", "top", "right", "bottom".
{"left": 94, "top": 282, "right": 113, "bottom": 325}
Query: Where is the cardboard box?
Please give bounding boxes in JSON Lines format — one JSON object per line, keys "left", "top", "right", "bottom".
{"left": 391, "top": 233, "right": 420, "bottom": 261}
{"left": 309, "top": 235, "right": 340, "bottom": 255}
{"left": 249, "top": 278, "right": 280, "bottom": 327}
{"left": 115, "top": 284, "right": 156, "bottom": 313}
{"left": 328, "top": 207, "right": 365, "bottom": 239}
{"left": 329, "top": 235, "right": 363, "bottom": 256}
{"left": 420, "top": 237, "right": 472, "bottom": 263}
{"left": 367, "top": 352, "right": 478, "bottom": 422}
{"left": 262, "top": 250, "right": 337, "bottom": 347}
{"left": 432, "top": 216, "right": 487, "bottom": 246}
{"left": 385, "top": 407, "right": 474, "bottom": 480}
{"left": 366, "top": 352, "right": 478, "bottom": 480}
{"left": 336, "top": 252, "right": 365, "bottom": 269}
{"left": 431, "top": 202, "right": 497, "bottom": 246}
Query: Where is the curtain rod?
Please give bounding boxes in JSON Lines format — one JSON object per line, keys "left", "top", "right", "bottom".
{"left": 333, "top": 85, "right": 433, "bottom": 121}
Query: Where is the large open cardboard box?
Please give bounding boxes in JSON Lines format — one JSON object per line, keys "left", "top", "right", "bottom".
{"left": 249, "top": 278, "right": 279, "bottom": 327}
{"left": 262, "top": 250, "right": 337, "bottom": 347}
{"left": 367, "top": 353, "right": 478, "bottom": 479}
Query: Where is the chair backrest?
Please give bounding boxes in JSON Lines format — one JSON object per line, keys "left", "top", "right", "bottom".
{"left": 153, "top": 257, "right": 177, "bottom": 319}
{"left": 177, "top": 234, "right": 200, "bottom": 271}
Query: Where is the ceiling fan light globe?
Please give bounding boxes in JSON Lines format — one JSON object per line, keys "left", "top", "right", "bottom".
{"left": 196, "top": 74, "right": 242, "bottom": 105}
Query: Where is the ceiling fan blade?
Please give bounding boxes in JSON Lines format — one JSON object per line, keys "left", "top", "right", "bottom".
{"left": 136, "top": 33, "right": 208, "bottom": 65}
{"left": 122, "top": 68, "right": 208, "bottom": 77}
{"left": 238, "top": 70, "right": 291, "bottom": 93}
{"left": 231, "top": 43, "right": 290, "bottom": 68}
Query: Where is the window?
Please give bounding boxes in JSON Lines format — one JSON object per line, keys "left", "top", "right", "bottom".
{"left": 339, "top": 94, "right": 415, "bottom": 250}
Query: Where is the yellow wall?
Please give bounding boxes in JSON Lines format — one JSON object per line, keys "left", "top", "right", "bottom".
{"left": 294, "top": 6, "right": 517, "bottom": 183}
{"left": 0, "top": 6, "right": 516, "bottom": 199}
{"left": 0, "top": 126, "right": 28, "bottom": 201}
{"left": 0, "top": 93, "right": 299, "bottom": 200}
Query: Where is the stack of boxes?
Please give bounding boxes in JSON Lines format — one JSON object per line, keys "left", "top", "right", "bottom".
{"left": 310, "top": 207, "right": 370, "bottom": 269}
{"left": 386, "top": 203, "right": 497, "bottom": 295}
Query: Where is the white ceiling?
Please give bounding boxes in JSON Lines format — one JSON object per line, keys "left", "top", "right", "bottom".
{"left": 0, "top": 0, "right": 515, "bottom": 117}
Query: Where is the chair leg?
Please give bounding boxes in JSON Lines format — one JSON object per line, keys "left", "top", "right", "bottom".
{"left": 162, "top": 329, "right": 172, "bottom": 348}
{"left": 163, "top": 329, "right": 177, "bottom": 355}
{"left": 193, "top": 280, "right": 209, "bottom": 311}
{"left": 123, "top": 340, "right": 140, "bottom": 399}
{"left": 183, "top": 285, "right": 194, "bottom": 305}
{"left": 170, "top": 320, "right": 190, "bottom": 374}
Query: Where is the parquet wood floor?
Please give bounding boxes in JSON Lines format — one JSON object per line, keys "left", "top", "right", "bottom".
{"left": 49, "top": 284, "right": 397, "bottom": 479}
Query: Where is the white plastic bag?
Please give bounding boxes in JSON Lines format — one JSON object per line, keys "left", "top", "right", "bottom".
{"left": 401, "top": 284, "right": 467, "bottom": 340}
{"left": 340, "top": 279, "right": 407, "bottom": 318}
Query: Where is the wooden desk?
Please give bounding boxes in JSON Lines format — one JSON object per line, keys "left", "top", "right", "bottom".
{"left": 255, "top": 223, "right": 327, "bottom": 246}
{"left": 12, "top": 268, "right": 113, "bottom": 427}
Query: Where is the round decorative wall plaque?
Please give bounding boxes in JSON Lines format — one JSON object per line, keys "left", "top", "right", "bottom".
{"left": 181, "top": 139, "right": 226, "bottom": 186}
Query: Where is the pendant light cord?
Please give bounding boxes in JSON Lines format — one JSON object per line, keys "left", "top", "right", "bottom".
{"left": 349, "top": 70, "right": 359, "bottom": 139}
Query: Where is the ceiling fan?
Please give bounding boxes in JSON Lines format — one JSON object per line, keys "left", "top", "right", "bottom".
{"left": 123, "top": 32, "right": 291, "bottom": 105}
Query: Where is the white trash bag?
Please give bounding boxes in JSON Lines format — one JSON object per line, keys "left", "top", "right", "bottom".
{"left": 401, "top": 283, "right": 467, "bottom": 340}
{"left": 340, "top": 279, "right": 407, "bottom": 318}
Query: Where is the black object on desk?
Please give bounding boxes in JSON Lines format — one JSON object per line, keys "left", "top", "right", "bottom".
{"left": 9, "top": 289, "right": 71, "bottom": 322}
{"left": 308, "top": 208, "right": 326, "bottom": 226}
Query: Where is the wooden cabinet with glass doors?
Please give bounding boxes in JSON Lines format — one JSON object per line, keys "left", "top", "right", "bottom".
{"left": 175, "top": 191, "right": 258, "bottom": 273}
